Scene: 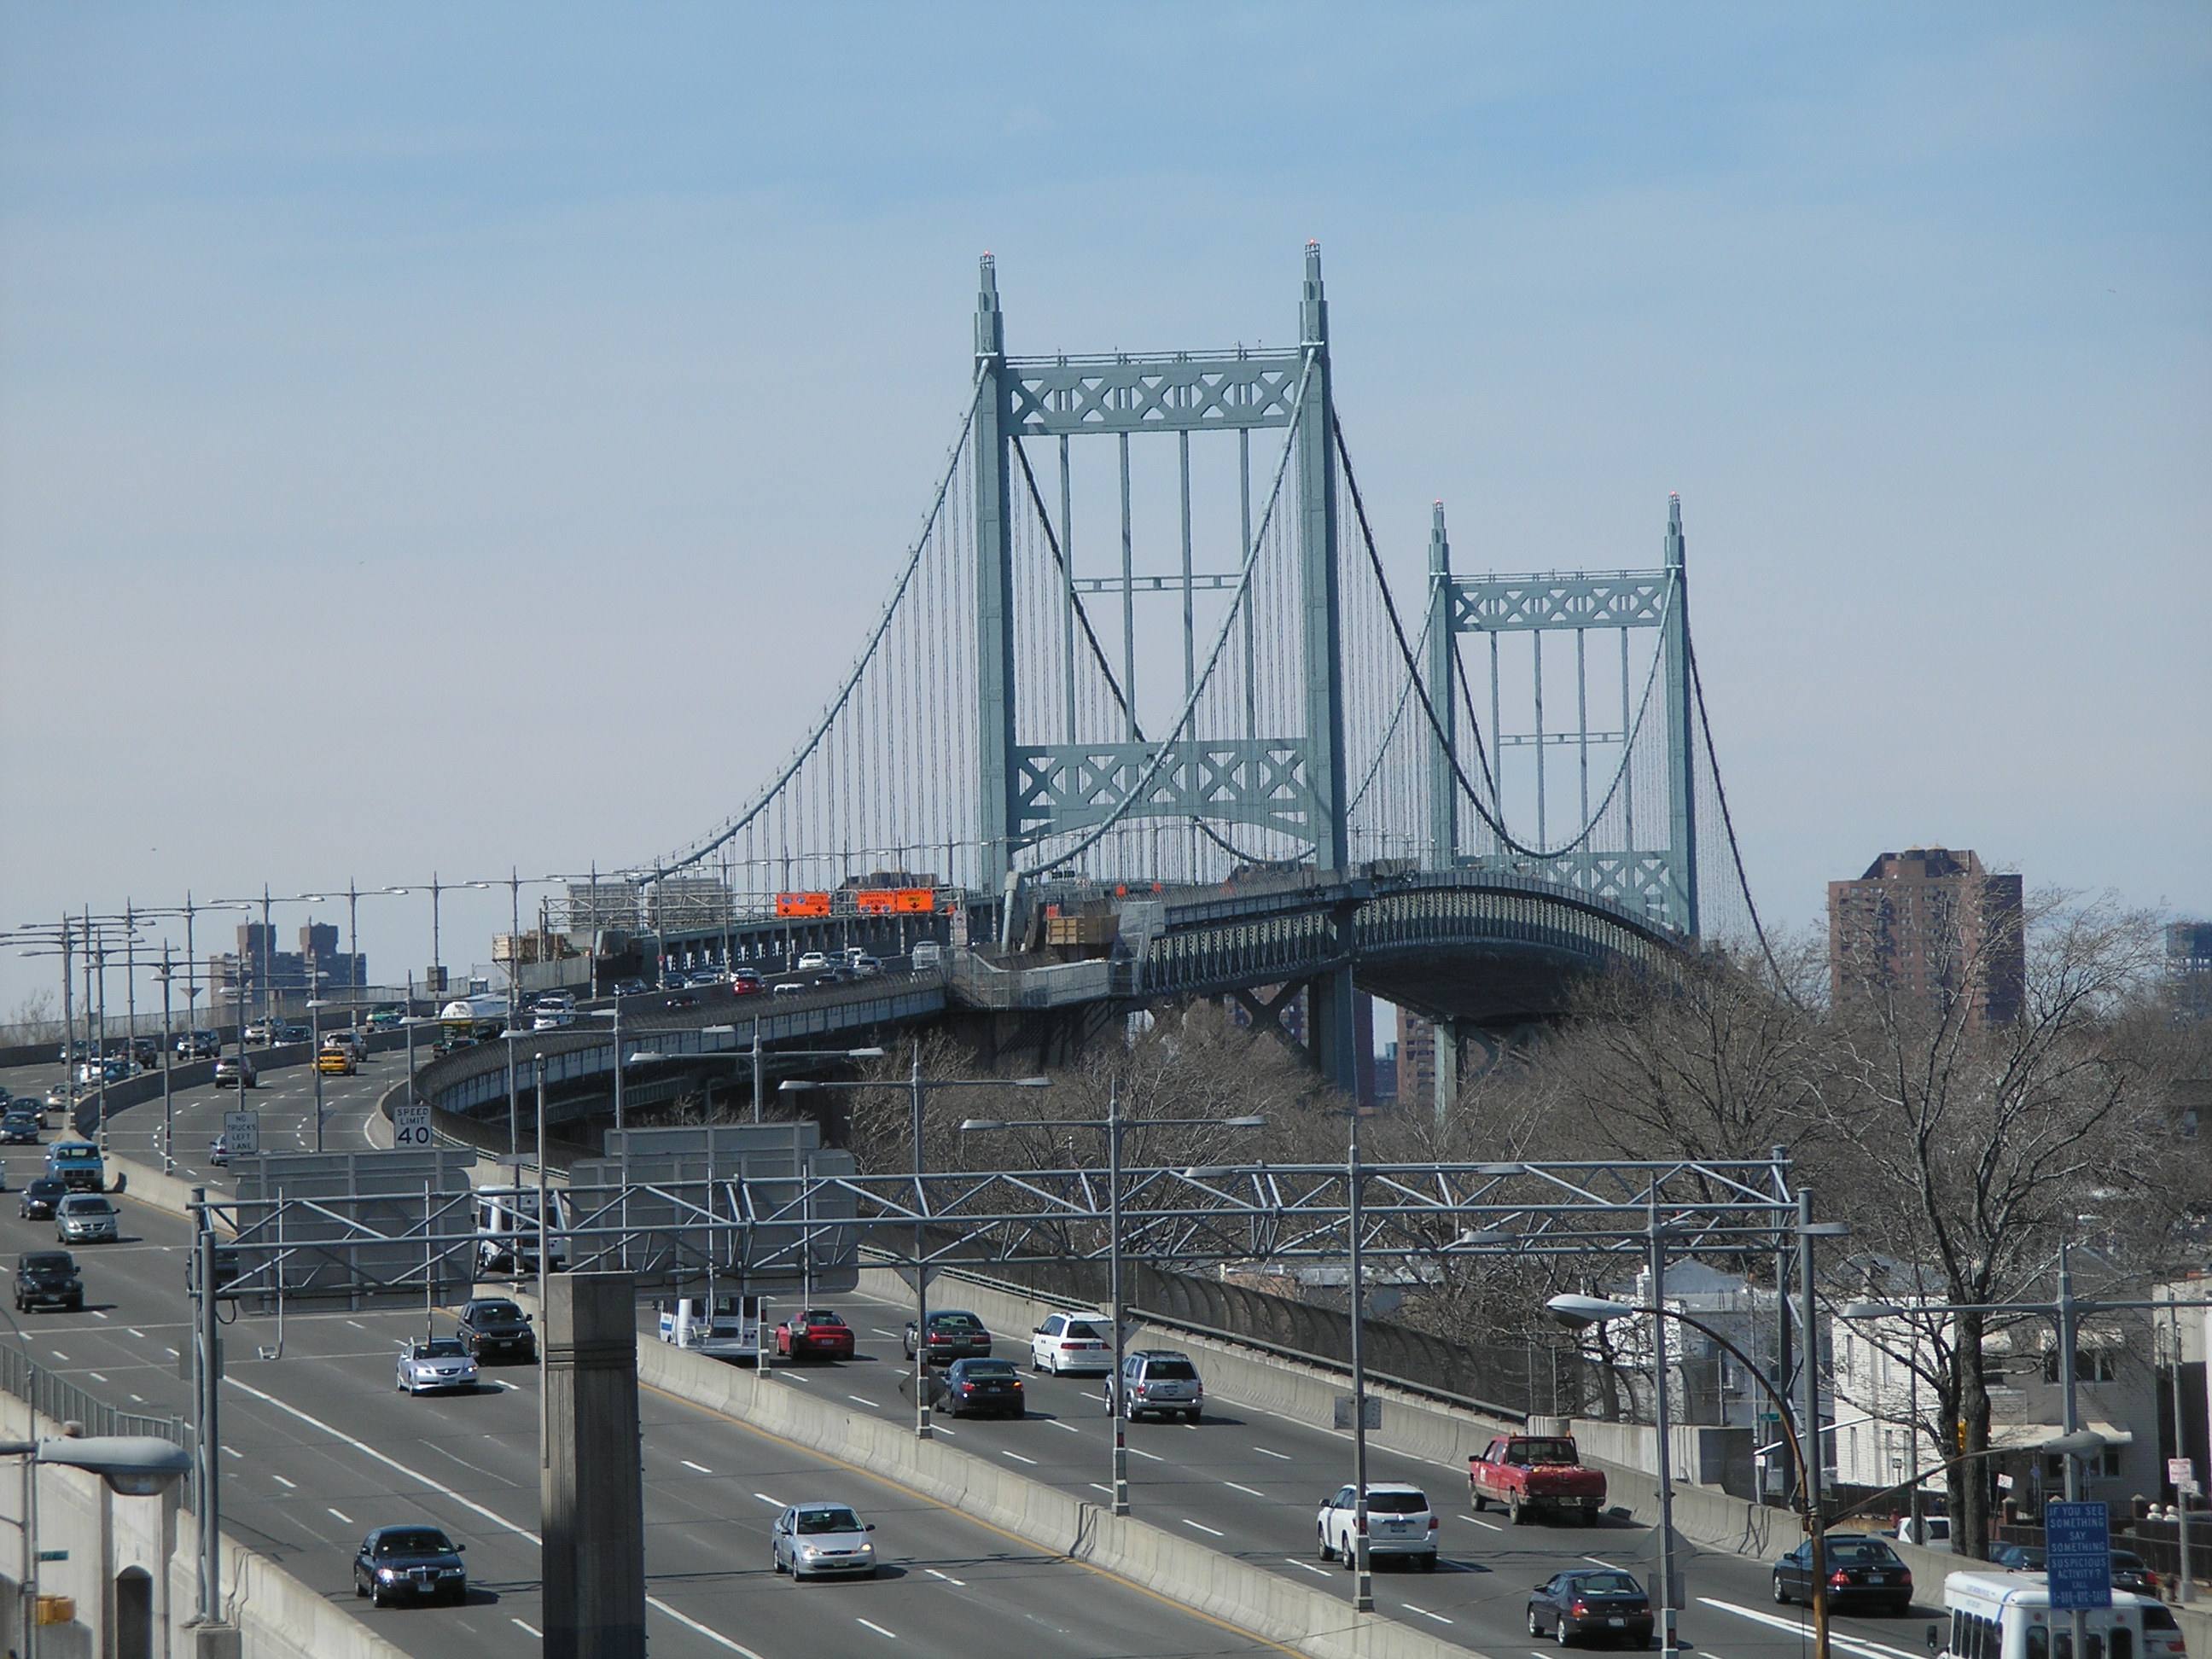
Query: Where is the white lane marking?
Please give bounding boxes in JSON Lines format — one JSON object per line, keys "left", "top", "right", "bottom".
{"left": 1254, "top": 1446, "right": 1292, "bottom": 1459}
{"left": 512, "top": 1619, "right": 541, "bottom": 1638}
{"left": 49, "top": 1352, "right": 67, "bottom": 1361}
{"left": 1697, "top": 1597, "right": 1923, "bottom": 1659}
{"left": 754, "top": 1493, "right": 785, "bottom": 1508}
{"left": 1050, "top": 1420, "right": 1080, "bottom": 1434}
{"left": 165, "top": 1348, "right": 179, "bottom": 1358}
{"left": 271, "top": 1475, "right": 296, "bottom": 1488}
{"left": 681, "top": 1460, "right": 713, "bottom": 1475}
{"left": 222, "top": 1447, "right": 242, "bottom": 1459}
{"left": 1287, "top": 1558, "right": 1331, "bottom": 1577}
{"left": 1410, "top": 1605, "right": 1454, "bottom": 1625}
{"left": 1001, "top": 1450, "right": 1037, "bottom": 1465}
{"left": 129, "top": 1395, "right": 144, "bottom": 1404}
{"left": 127, "top": 1329, "right": 143, "bottom": 1338}
{"left": 1467, "top": 1516, "right": 1502, "bottom": 1531}
{"left": 1181, "top": 1518, "right": 1224, "bottom": 1537}
{"left": 91, "top": 1311, "right": 108, "bottom": 1320}
{"left": 225, "top": 1375, "right": 766, "bottom": 1656}
{"left": 328, "top": 1507, "right": 353, "bottom": 1522}
{"left": 87, "top": 1372, "right": 108, "bottom": 1383}
{"left": 847, "top": 1395, "right": 878, "bottom": 1409}
{"left": 925, "top": 1568, "right": 966, "bottom": 1586}
{"left": 1225, "top": 1481, "right": 1266, "bottom": 1498}
{"left": 856, "top": 1618, "right": 898, "bottom": 1639}
{"left": 1127, "top": 1447, "right": 1163, "bottom": 1462}
{"left": 934, "top": 1426, "right": 955, "bottom": 1437}
{"left": 870, "top": 1329, "right": 899, "bottom": 1338}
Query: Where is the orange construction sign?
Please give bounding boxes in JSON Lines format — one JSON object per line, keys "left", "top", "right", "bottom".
{"left": 775, "top": 892, "right": 832, "bottom": 918}
{"left": 854, "top": 888, "right": 936, "bottom": 915}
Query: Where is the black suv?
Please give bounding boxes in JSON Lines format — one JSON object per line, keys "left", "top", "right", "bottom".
{"left": 455, "top": 1298, "right": 535, "bottom": 1362}
{"left": 15, "top": 1251, "right": 83, "bottom": 1313}
{"left": 18, "top": 1179, "right": 67, "bottom": 1220}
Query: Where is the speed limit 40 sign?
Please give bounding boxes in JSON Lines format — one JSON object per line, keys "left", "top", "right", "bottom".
{"left": 392, "top": 1104, "right": 433, "bottom": 1149}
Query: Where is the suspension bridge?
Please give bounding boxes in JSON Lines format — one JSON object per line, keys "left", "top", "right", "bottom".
{"left": 523, "top": 243, "right": 1764, "bottom": 1106}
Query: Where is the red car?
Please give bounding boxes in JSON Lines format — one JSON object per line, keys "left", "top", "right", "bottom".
{"left": 730, "top": 970, "right": 764, "bottom": 997}
{"left": 775, "top": 1308, "right": 855, "bottom": 1361}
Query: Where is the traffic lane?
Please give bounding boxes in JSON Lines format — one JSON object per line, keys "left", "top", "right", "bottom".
{"left": 798, "top": 1289, "right": 1937, "bottom": 1659}
{"left": 24, "top": 1208, "right": 1283, "bottom": 1659}
{"left": 95, "top": 1052, "right": 393, "bottom": 1185}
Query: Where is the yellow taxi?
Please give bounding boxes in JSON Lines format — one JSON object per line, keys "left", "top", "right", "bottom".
{"left": 316, "top": 1049, "right": 357, "bottom": 1076}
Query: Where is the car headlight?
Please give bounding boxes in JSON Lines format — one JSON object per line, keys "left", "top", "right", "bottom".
{"left": 797, "top": 1544, "right": 819, "bottom": 1557}
{"left": 376, "top": 1568, "right": 399, "bottom": 1581}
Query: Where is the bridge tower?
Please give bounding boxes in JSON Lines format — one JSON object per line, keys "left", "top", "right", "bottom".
{"left": 970, "top": 244, "right": 1361, "bottom": 1086}
{"left": 1423, "top": 495, "right": 1700, "bottom": 935}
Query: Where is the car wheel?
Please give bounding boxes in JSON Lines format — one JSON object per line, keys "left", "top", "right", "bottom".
{"left": 772, "top": 1548, "right": 784, "bottom": 1575}
{"left": 1318, "top": 1529, "right": 1336, "bottom": 1563}
{"left": 370, "top": 1584, "right": 386, "bottom": 1609}
{"left": 1556, "top": 1615, "right": 1573, "bottom": 1645}
{"left": 1471, "top": 1491, "right": 1487, "bottom": 1512}
{"left": 1186, "top": 1409, "right": 1202, "bottom": 1424}
{"left": 1582, "top": 1509, "right": 1599, "bottom": 1528}
{"left": 1773, "top": 1575, "right": 1790, "bottom": 1605}
{"left": 1530, "top": 1610, "right": 1545, "bottom": 1637}
{"left": 1509, "top": 1493, "right": 1525, "bottom": 1525}
{"left": 354, "top": 1575, "right": 367, "bottom": 1598}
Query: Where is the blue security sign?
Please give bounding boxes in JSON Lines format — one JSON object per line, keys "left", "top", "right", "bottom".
{"left": 2045, "top": 1500, "right": 2113, "bottom": 1610}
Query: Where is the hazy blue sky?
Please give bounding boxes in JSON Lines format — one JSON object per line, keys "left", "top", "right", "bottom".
{"left": 3, "top": 4, "right": 2206, "bottom": 1012}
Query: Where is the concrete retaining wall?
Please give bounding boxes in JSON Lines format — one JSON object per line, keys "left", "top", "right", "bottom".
{"left": 633, "top": 1330, "right": 1482, "bottom": 1659}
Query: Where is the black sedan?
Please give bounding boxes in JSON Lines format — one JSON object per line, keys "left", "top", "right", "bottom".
{"left": 1773, "top": 1536, "right": 1912, "bottom": 1615}
{"left": 1528, "top": 1569, "right": 1654, "bottom": 1647}
{"left": 455, "top": 1297, "right": 536, "bottom": 1363}
{"left": 942, "top": 1357, "right": 1026, "bottom": 1419}
{"left": 904, "top": 1310, "right": 991, "bottom": 1365}
{"left": 352, "top": 1525, "right": 467, "bottom": 1607}
{"left": 18, "top": 1179, "right": 67, "bottom": 1221}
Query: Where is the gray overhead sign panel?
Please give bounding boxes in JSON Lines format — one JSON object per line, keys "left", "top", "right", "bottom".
{"left": 569, "top": 1123, "right": 859, "bottom": 1294}
{"left": 227, "top": 1148, "right": 479, "bottom": 1310}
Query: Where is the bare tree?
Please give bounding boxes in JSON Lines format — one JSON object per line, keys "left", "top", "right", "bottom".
{"left": 1817, "top": 890, "right": 2176, "bottom": 1557}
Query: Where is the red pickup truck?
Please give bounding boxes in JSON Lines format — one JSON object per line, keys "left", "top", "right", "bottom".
{"left": 1468, "top": 1433, "right": 1608, "bottom": 1525}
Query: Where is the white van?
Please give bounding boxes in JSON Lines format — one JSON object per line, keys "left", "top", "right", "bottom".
{"left": 1936, "top": 1571, "right": 2185, "bottom": 1659}
{"left": 656, "top": 1295, "right": 761, "bottom": 1363}
{"left": 910, "top": 942, "right": 944, "bottom": 969}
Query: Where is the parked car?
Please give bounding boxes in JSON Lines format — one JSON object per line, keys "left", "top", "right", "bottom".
{"left": 1107, "top": 1350, "right": 1204, "bottom": 1423}
{"left": 904, "top": 1310, "right": 992, "bottom": 1365}
{"left": 213, "top": 1056, "right": 256, "bottom": 1088}
{"left": 769, "top": 1502, "right": 877, "bottom": 1581}
{"left": 2110, "top": 1551, "right": 2163, "bottom": 1599}
{"left": 1030, "top": 1310, "right": 1115, "bottom": 1375}
{"left": 454, "top": 1298, "right": 536, "bottom": 1363}
{"left": 352, "top": 1526, "right": 467, "bottom": 1607}
{"left": 14, "top": 1250, "right": 83, "bottom": 1313}
{"left": 1527, "top": 1568, "right": 1653, "bottom": 1644}
{"left": 0, "top": 1113, "right": 42, "bottom": 1146}
{"left": 316, "top": 1049, "right": 358, "bottom": 1075}
{"left": 775, "top": 1308, "right": 855, "bottom": 1361}
{"left": 943, "top": 1357, "right": 1026, "bottom": 1419}
{"left": 18, "top": 1179, "right": 67, "bottom": 1221}
{"left": 395, "top": 1337, "right": 480, "bottom": 1395}
{"left": 1316, "top": 1483, "right": 1439, "bottom": 1571}
{"left": 1772, "top": 1535, "right": 1912, "bottom": 1615}
{"left": 55, "top": 1194, "right": 119, "bottom": 1245}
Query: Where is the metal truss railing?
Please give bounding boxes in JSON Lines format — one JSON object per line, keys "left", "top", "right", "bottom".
{"left": 197, "top": 1155, "right": 1794, "bottom": 1300}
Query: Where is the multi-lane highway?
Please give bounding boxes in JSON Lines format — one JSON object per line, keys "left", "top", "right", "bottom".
{"left": 9, "top": 1048, "right": 1942, "bottom": 1659}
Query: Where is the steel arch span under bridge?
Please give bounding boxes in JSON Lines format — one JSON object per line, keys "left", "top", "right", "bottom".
{"left": 575, "top": 245, "right": 1771, "bottom": 1097}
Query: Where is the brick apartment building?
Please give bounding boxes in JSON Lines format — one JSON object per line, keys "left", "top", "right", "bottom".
{"left": 1828, "top": 847, "right": 2024, "bottom": 1026}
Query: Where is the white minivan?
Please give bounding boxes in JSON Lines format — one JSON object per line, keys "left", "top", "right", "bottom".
{"left": 1936, "top": 1570, "right": 2185, "bottom": 1659}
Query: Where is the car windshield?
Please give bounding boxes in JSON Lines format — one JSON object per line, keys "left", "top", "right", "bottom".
{"left": 931, "top": 1314, "right": 982, "bottom": 1331}
{"left": 1144, "top": 1359, "right": 1198, "bottom": 1381}
{"left": 374, "top": 1529, "right": 454, "bottom": 1557}
{"left": 1065, "top": 1323, "right": 1104, "bottom": 1340}
{"left": 416, "top": 1340, "right": 467, "bottom": 1358}
{"left": 1828, "top": 1541, "right": 1901, "bottom": 1565}
{"left": 1574, "top": 1573, "right": 1642, "bottom": 1595}
{"left": 801, "top": 1311, "right": 845, "bottom": 1326}
{"left": 472, "top": 1302, "right": 523, "bottom": 1322}
{"left": 962, "top": 1361, "right": 1017, "bottom": 1378}
{"left": 2111, "top": 1551, "right": 2145, "bottom": 1569}
{"left": 61, "top": 1198, "right": 112, "bottom": 1214}
{"left": 1516, "top": 1439, "right": 1580, "bottom": 1464}
{"left": 1367, "top": 1491, "right": 1429, "bottom": 1514}
{"left": 796, "top": 1508, "right": 862, "bottom": 1534}
{"left": 21, "top": 1254, "right": 71, "bottom": 1272}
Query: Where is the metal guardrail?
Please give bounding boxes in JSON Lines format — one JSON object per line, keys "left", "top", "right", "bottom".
{"left": 0, "top": 1336, "right": 197, "bottom": 1509}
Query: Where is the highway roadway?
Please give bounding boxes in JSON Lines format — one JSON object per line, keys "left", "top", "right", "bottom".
{"left": 0, "top": 1080, "right": 1289, "bottom": 1659}
{"left": 762, "top": 1286, "right": 1942, "bottom": 1659}
{"left": 23, "top": 1051, "right": 1943, "bottom": 1659}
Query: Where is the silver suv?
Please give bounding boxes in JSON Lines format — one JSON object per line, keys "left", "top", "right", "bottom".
{"left": 55, "top": 1194, "right": 119, "bottom": 1244}
{"left": 1106, "top": 1349, "right": 1204, "bottom": 1423}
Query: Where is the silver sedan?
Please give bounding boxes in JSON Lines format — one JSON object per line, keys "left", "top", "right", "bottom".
{"left": 770, "top": 1502, "right": 878, "bottom": 1580}
{"left": 395, "top": 1337, "right": 480, "bottom": 1395}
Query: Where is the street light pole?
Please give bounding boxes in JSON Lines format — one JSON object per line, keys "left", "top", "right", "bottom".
{"left": 1649, "top": 1202, "right": 1681, "bottom": 1659}
{"left": 158, "top": 951, "right": 176, "bottom": 1175}
{"left": 1348, "top": 1096, "right": 1372, "bottom": 1612}
{"left": 2166, "top": 1289, "right": 2196, "bottom": 1601}
{"left": 1798, "top": 1189, "right": 1830, "bottom": 1659}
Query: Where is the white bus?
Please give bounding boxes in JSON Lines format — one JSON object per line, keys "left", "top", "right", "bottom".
{"left": 1937, "top": 1571, "right": 2186, "bottom": 1659}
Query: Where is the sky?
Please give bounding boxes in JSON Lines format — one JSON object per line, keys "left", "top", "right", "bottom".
{"left": 2, "top": 3, "right": 2207, "bottom": 1017}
